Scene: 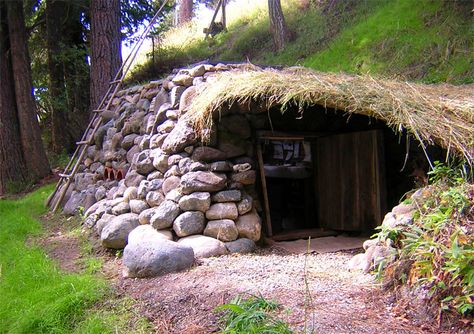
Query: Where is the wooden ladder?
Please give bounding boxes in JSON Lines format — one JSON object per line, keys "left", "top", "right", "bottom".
{"left": 47, "top": 1, "right": 169, "bottom": 212}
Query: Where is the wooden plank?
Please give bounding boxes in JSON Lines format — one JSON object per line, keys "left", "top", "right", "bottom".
{"left": 256, "top": 143, "right": 273, "bottom": 237}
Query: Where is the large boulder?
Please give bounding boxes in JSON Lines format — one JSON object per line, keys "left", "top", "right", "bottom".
{"left": 180, "top": 171, "right": 227, "bottom": 194}
{"left": 173, "top": 211, "right": 205, "bottom": 237}
{"left": 123, "top": 225, "right": 194, "bottom": 278}
{"left": 177, "top": 235, "right": 228, "bottom": 258}
{"left": 63, "top": 191, "right": 86, "bottom": 216}
{"left": 235, "top": 211, "right": 261, "bottom": 241}
{"left": 161, "top": 120, "right": 196, "bottom": 154}
{"left": 150, "top": 200, "right": 181, "bottom": 230}
{"left": 178, "top": 192, "right": 211, "bottom": 212}
{"left": 204, "top": 219, "right": 239, "bottom": 242}
{"left": 206, "top": 203, "right": 238, "bottom": 220}
{"left": 101, "top": 213, "right": 140, "bottom": 249}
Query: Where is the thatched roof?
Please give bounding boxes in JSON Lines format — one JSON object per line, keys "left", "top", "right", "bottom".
{"left": 186, "top": 67, "right": 474, "bottom": 164}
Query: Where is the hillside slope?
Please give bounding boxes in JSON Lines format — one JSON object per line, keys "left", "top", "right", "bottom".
{"left": 129, "top": 0, "right": 473, "bottom": 84}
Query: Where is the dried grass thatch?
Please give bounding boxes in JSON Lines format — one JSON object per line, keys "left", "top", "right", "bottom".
{"left": 186, "top": 66, "right": 474, "bottom": 164}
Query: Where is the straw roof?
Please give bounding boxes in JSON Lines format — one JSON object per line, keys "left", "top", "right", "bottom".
{"left": 186, "top": 66, "right": 474, "bottom": 164}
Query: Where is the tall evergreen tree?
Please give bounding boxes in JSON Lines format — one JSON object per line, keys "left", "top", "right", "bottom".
{"left": 6, "top": 0, "right": 50, "bottom": 180}
{"left": 90, "top": 0, "right": 122, "bottom": 110}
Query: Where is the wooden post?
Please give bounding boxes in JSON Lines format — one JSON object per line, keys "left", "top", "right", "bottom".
{"left": 204, "top": 0, "right": 223, "bottom": 39}
{"left": 256, "top": 142, "right": 273, "bottom": 237}
{"left": 222, "top": 0, "right": 226, "bottom": 29}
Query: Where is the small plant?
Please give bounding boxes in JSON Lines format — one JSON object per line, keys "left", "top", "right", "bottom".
{"left": 215, "top": 295, "right": 293, "bottom": 334}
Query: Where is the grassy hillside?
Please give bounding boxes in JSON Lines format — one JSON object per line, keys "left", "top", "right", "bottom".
{"left": 130, "top": 0, "right": 473, "bottom": 84}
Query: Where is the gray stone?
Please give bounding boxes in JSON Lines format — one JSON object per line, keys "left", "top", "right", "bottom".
{"left": 75, "top": 173, "right": 95, "bottom": 191}
{"left": 152, "top": 152, "right": 169, "bottom": 173}
{"left": 212, "top": 190, "right": 241, "bottom": 203}
{"left": 63, "top": 191, "right": 86, "bottom": 216}
{"left": 191, "top": 147, "right": 226, "bottom": 162}
{"left": 204, "top": 219, "right": 238, "bottom": 242}
{"left": 164, "top": 165, "right": 181, "bottom": 178}
{"left": 101, "top": 213, "right": 140, "bottom": 249}
{"left": 235, "top": 211, "right": 261, "bottom": 241}
{"left": 172, "top": 73, "right": 193, "bottom": 86}
{"left": 124, "top": 170, "right": 146, "bottom": 187}
{"left": 123, "top": 227, "right": 194, "bottom": 278}
{"left": 179, "top": 86, "right": 196, "bottom": 114}
{"left": 161, "top": 120, "right": 196, "bottom": 154}
{"left": 231, "top": 170, "right": 256, "bottom": 185}
{"left": 168, "top": 154, "right": 183, "bottom": 166}
{"left": 122, "top": 134, "right": 138, "bottom": 150}
{"left": 95, "top": 186, "right": 107, "bottom": 202}
{"left": 206, "top": 203, "right": 238, "bottom": 220}
{"left": 170, "top": 86, "right": 186, "bottom": 108}
{"left": 157, "top": 120, "right": 176, "bottom": 134}
{"left": 166, "top": 109, "right": 179, "bottom": 120}
{"left": 177, "top": 235, "right": 228, "bottom": 258}
{"left": 218, "top": 132, "right": 246, "bottom": 158}
{"left": 189, "top": 162, "right": 208, "bottom": 172}
{"left": 147, "top": 170, "right": 164, "bottom": 181}
{"left": 146, "top": 191, "right": 165, "bottom": 207}
{"left": 181, "top": 171, "right": 227, "bottom": 194}
{"left": 178, "top": 157, "right": 192, "bottom": 174}
{"left": 210, "top": 161, "right": 233, "bottom": 172}
{"left": 152, "top": 88, "right": 170, "bottom": 113}
{"left": 133, "top": 150, "right": 155, "bottom": 175}
{"left": 129, "top": 199, "right": 150, "bottom": 214}
{"left": 123, "top": 186, "right": 138, "bottom": 202}
{"left": 95, "top": 213, "right": 115, "bottom": 236}
{"left": 237, "top": 193, "right": 253, "bottom": 215}
{"left": 178, "top": 192, "right": 211, "bottom": 212}
{"left": 138, "top": 207, "right": 157, "bottom": 225}
{"left": 126, "top": 145, "right": 140, "bottom": 164}
{"left": 149, "top": 133, "right": 168, "bottom": 149}
{"left": 165, "top": 188, "right": 183, "bottom": 203}
{"left": 225, "top": 238, "right": 256, "bottom": 254}
{"left": 137, "top": 180, "right": 149, "bottom": 199}
{"left": 162, "top": 176, "right": 181, "bottom": 195}
{"left": 189, "top": 64, "right": 206, "bottom": 77}
{"left": 173, "top": 211, "right": 205, "bottom": 237}
{"left": 150, "top": 200, "right": 180, "bottom": 230}
{"left": 112, "top": 201, "right": 130, "bottom": 215}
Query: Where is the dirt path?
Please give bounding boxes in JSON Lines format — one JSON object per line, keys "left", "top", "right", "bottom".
{"left": 117, "top": 248, "right": 432, "bottom": 334}
{"left": 35, "top": 216, "right": 441, "bottom": 334}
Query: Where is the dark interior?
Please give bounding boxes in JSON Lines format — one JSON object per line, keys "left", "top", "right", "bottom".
{"left": 250, "top": 104, "right": 445, "bottom": 239}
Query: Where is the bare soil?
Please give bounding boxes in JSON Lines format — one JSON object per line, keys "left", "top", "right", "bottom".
{"left": 36, "top": 217, "right": 470, "bottom": 334}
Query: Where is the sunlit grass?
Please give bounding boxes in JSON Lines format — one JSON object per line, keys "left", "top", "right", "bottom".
{"left": 0, "top": 185, "right": 152, "bottom": 333}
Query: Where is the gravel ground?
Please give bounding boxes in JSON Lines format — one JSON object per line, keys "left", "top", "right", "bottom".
{"left": 118, "top": 247, "right": 432, "bottom": 334}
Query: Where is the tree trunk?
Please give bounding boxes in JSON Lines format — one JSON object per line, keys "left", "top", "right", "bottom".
{"left": 268, "top": 0, "right": 292, "bottom": 51}
{"left": 178, "top": 0, "right": 193, "bottom": 25}
{"left": 90, "top": 0, "right": 122, "bottom": 110}
{"left": 46, "top": 0, "right": 69, "bottom": 153}
{"left": 6, "top": 0, "right": 50, "bottom": 179}
{"left": 0, "top": 1, "right": 27, "bottom": 194}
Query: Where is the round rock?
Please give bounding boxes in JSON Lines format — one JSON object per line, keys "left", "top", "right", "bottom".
{"left": 173, "top": 211, "right": 205, "bottom": 237}
{"left": 204, "top": 219, "right": 239, "bottom": 242}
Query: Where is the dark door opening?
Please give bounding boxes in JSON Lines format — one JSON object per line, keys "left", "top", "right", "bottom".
{"left": 257, "top": 130, "right": 386, "bottom": 241}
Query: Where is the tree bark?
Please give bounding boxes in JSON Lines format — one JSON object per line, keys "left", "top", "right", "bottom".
{"left": 6, "top": 0, "right": 50, "bottom": 179}
{"left": 178, "top": 0, "right": 193, "bottom": 25}
{"left": 46, "top": 0, "right": 69, "bottom": 153}
{"left": 0, "top": 1, "right": 27, "bottom": 194}
{"left": 90, "top": 0, "right": 122, "bottom": 110}
{"left": 268, "top": 0, "right": 292, "bottom": 51}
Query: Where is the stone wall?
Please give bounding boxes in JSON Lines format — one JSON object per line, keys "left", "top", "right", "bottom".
{"left": 54, "top": 63, "right": 264, "bottom": 277}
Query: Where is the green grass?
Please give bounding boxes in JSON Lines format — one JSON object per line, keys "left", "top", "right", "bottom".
{"left": 303, "top": 0, "right": 473, "bottom": 83}
{"left": 0, "top": 185, "right": 152, "bottom": 333}
{"left": 129, "top": 0, "right": 473, "bottom": 85}
{"left": 216, "top": 295, "right": 293, "bottom": 334}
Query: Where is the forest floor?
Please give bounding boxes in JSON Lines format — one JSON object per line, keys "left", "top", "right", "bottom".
{"left": 38, "top": 218, "right": 450, "bottom": 334}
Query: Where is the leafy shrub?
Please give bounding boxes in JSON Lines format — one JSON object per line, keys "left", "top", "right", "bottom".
{"left": 216, "top": 295, "right": 293, "bottom": 334}
{"left": 379, "top": 161, "right": 474, "bottom": 319}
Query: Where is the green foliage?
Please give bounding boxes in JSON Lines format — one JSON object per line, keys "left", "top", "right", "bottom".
{"left": 0, "top": 185, "right": 152, "bottom": 333}
{"left": 377, "top": 162, "right": 474, "bottom": 318}
{"left": 216, "top": 295, "right": 293, "bottom": 334}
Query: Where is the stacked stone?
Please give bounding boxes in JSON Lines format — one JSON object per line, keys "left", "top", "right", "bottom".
{"left": 56, "top": 63, "right": 263, "bottom": 277}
